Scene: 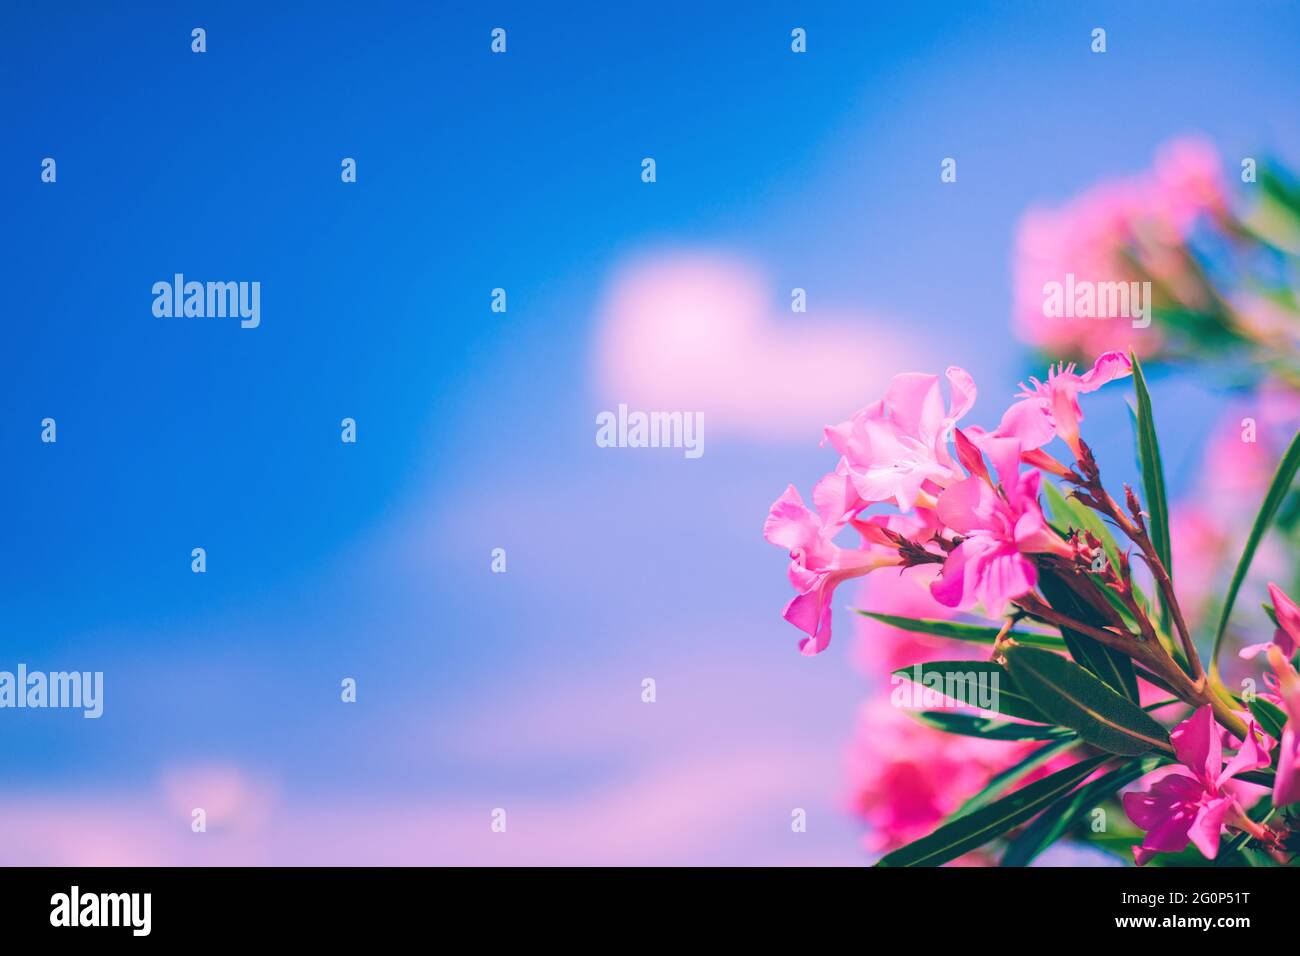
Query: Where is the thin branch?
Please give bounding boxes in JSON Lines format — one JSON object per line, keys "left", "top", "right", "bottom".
{"left": 1068, "top": 442, "right": 1204, "bottom": 680}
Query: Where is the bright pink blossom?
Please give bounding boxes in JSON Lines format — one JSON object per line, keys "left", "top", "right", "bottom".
{"left": 764, "top": 485, "right": 902, "bottom": 655}
{"left": 1266, "top": 643, "right": 1300, "bottom": 808}
{"left": 1123, "top": 707, "right": 1271, "bottom": 864}
{"left": 846, "top": 699, "right": 1076, "bottom": 859}
{"left": 994, "top": 351, "right": 1132, "bottom": 460}
{"left": 851, "top": 565, "right": 972, "bottom": 676}
{"left": 929, "top": 437, "right": 1072, "bottom": 616}
{"left": 1239, "top": 582, "right": 1300, "bottom": 660}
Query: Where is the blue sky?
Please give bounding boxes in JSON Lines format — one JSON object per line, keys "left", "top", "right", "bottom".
{"left": 2, "top": 2, "right": 1298, "bottom": 863}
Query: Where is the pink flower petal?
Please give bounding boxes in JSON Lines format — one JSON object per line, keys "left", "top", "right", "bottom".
{"left": 1186, "top": 796, "right": 1233, "bottom": 860}
{"left": 1171, "top": 706, "right": 1221, "bottom": 790}
{"left": 1267, "top": 582, "right": 1300, "bottom": 650}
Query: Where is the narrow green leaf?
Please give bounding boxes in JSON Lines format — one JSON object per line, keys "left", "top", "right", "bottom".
{"left": 875, "top": 755, "right": 1110, "bottom": 867}
{"left": 1264, "top": 603, "right": 1279, "bottom": 629}
{"left": 1248, "top": 697, "right": 1288, "bottom": 741}
{"left": 1241, "top": 847, "right": 1280, "bottom": 866}
{"left": 1037, "top": 567, "right": 1139, "bottom": 703}
{"left": 1142, "top": 698, "right": 1183, "bottom": 712}
{"left": 1238, "top": 768, "right": 1276, "bottom": 788}
{"left": 1042, "top": 479, "right": 1120, "bottom": 569}
{"left": 1212, "top": 430, "right": 1300, "bottom": 670}
{"left": 1278, "top": 486, "right": 1300, "bottom": 534}
{"left": 952, "top": 739, "right": 1081, "bottom": 817}
{"left": 1133, "top": 356, "right": 1175, "bottom": 582}
{"left": 891, "top": 661, "right": 1048, "bottom": 723}
{"left": 908, "top": 711, "right": 1071, "bottom": 741}
{"left": 1129, "top": 352, "right": 1172, "bottom": 576}
{"left": 857, "top": 611, "right": 1065, "bottom": 649}
{"left": 1000, "top": 756, "right": 1163, "bottom": 867}
{"left": 1003, "top": 646, "right": 1171, "bottom": 755}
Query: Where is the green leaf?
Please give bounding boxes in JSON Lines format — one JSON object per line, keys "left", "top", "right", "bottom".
{"left": 1238, "top": 768, "right": 1276, "bottom": 788}
{"left": 857, "top": 611, "right": 1065, "bottom": 649}
{"left": 1218, "top": 807, "right": 1278, "bottom": 866}
{"left": 1277, "top": 487, "right": 1300, "bottom": 534}
{"left": 1264, "top": 603, "right": 1279, "bottom": 629}
{"left": 1248, "top": 697, "right": 1288, "bottom": 741}
{"left": 1241, "top": 847, "right": 1280, "bottom": 866}
{"left": 952, "top": 739, "right": 1081, "bottom": 817}
{"left": 908, "top": 711, "right": 1072, "bottom": 741}
{"left": 1041, "top": 480, "right": 1167, "bottom": 651}
{"left": 1129, "top": 351, "right": 1172, "bottom": 576}
{"left": 1000, "top": 756, "right": 1163, "bottom": 867}
{"left": 1041, "top": 479, "right": 1121, "bottom": 571}
{"left": 875, "top": 755, "right": 1110, "bottom": 867}
{"left": 1212, "top": 430, "right": 1300, "bottom": 670}
{"left": 890, "top": 661, "right": 1048, "bottom": 723}
{"left": 1037, "top": 567, "right": 1139, "bottom": 703}
{"left": 1142, "top": 698, "right": 1183, "bottom": 713}
{"left": 1003, "top": 646, "right": 1171, "bottom": 755}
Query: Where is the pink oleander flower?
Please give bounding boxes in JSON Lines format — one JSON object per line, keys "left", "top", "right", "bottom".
{"left": 1239, "top": 582, "right": 1300, "bottom": 660}
{"left": 1267, "top": 642, "right": 1300, "bottom": 807}
{"left": 764, "top": 484, "right": 902, "bottom": 655}
{"left": 1168, "top": 506, "right": 1230, "bottom": 630}
{"left": 852, "top": 565, "right": 971, "bottom": 676}
{"left": 824, "top": 367, "right": 976, "bottom": 514}
{"left": 1170, "top": 392, "right": 1300, "bottom": 635}
{"left": 846, "top": 699, "right": 1076, "bottom": 859}
{"left": 1148, "top": 138, "right": 1230, "bottom": 238}
{"left": 993, "top": 351, "right": 1132, "bottom": 460}
{"left": 1123, "top": 707, "right": 1271, "bottom": 865}
{"left": 847, "top": 701, "right": 1007, "bottom": 857}
{"left": 929, "top": 435, "right": 1073, "bottom": 616}
{"left": 1012, "top": 137, "right": 1227, "bottom": 360}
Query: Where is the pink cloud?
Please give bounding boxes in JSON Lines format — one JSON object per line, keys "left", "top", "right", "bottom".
{"left": 0, "top": 751, "right": 858, "bottom": 866}
{"left": 594, "top": 251, "right": 921, "bottom": 442}
{"left": 159, "top": 762, "right": 278, "bottom": 834}
{"left": 0, "top": 650, "right": 864, "bottom": 866}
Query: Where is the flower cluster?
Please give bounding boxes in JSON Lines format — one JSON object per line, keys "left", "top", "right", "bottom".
{"left": 1013, "top": 136, "right": 1300, "bottom": 389}
{"left": 1125, "top": 588, "right": 1299, "bottom": 865}
{"left": 766, "top": 349, "right": 1299, "bottom": 866}
{"left": 764, "top": 351, "right": 1130, "bottom": 655}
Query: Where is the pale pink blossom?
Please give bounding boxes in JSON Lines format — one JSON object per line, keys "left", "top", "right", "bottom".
{"left": 1168, "top": 506, "right": 1230, "bottom": 629}
{"left": 824, "top": 367, "right": 976, "bottom": 514}
{"left": 1012, "top": 137, "right": 1227, "bottom": 360}
{"left": 764, "top": 485, "right": 902, "bottom": 655}
{"left": 993, "top": 351, "right": 1132, "bottom": 460}
{"left": 1170, "top": 391, "right": 1300, "bottom": 635}
{"left": 1149, "top": 137, "right": 1230, "bottom": 237}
